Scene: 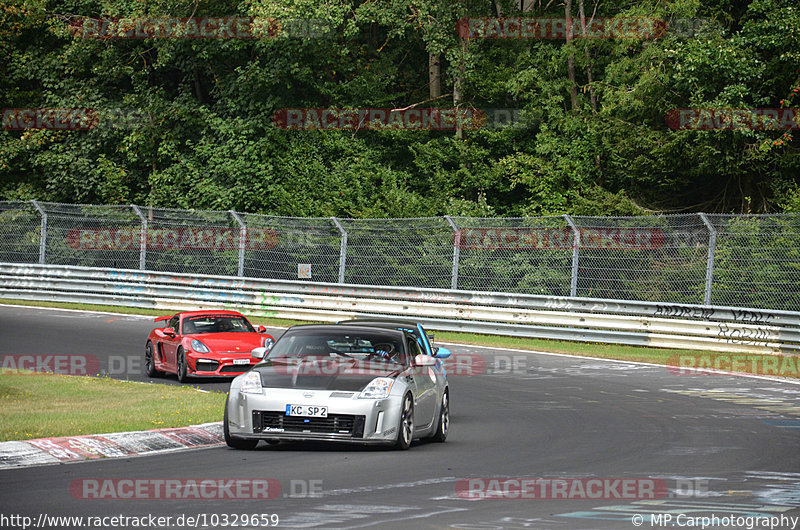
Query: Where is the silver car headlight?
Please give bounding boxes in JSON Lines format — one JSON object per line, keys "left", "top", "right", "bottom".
{"left": 240, "top": 371, "right": 263, "bottom": 394}
{"left": 190, "top": 339, "right": 210, "bottom": 353}
{"left": 358, "top": 377, "right": 394, "bottom": 399}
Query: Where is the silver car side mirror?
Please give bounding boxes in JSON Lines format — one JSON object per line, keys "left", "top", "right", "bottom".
{"left": 414, "top": 354, "right": 437, "bottom": 367}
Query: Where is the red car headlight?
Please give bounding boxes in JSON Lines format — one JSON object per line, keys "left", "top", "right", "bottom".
{"left": 190, "top": 339, "right": 211, "bottom": 353}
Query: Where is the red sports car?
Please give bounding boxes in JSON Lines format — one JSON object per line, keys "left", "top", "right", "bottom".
{"left": 145, "top": 310, "right": 275, "bottom": 382}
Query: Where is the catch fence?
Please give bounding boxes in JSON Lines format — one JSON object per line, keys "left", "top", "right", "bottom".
{"left": 1, "top": 201, "right": 798, "bottom": 311}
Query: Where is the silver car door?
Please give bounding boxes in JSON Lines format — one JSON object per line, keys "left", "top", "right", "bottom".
{"left": 407, "top": 338, "right": 437, "bottom": 427}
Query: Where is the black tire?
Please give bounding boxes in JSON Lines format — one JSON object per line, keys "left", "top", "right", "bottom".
{"left": 224, "top": 401, "right": 259, "bottom": 450}
{"left": 144, "top": 341, "right": 159, "bottom": 378}
{"left": 428, "top": 389, "right": 449, "bottom": 443}
{"left": 176, "top": 347, "right": 189, "bottom": 383}
{"left": 393, "top": 393, "right": 414, "bottom": 450}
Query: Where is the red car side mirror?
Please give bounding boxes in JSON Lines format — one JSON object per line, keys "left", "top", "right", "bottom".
{"left": 163, "top": 327, "right": 176, "bottom": 337}
{"left": 257, "top": 325, "right": 267, "bottom": 333}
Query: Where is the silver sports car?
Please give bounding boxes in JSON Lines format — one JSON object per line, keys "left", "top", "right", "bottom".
{"left": 224, "top": 324, "right": 450, "bottom": 450}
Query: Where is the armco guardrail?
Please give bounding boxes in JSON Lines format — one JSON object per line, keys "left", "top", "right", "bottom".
{"left": 1, "top": 263, "right": 799, "bottom": 355}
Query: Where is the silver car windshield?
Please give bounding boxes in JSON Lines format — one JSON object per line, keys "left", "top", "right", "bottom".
{"left": 268, "top": 332, "right": 407, "bottom": 366}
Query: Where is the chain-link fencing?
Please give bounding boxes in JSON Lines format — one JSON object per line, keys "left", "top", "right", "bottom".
{"left": 1, "top": 201, "right": 798, "bottom": 311}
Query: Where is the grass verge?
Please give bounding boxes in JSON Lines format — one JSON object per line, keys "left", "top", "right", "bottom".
{"left": 0, "top": 371, "right": 226, "bottom": 441}
{"left": 0, "top": 297, "right": 313, "bottom": 327}
{"left": 432, "top": 330, "right": 691, "bottom": 364}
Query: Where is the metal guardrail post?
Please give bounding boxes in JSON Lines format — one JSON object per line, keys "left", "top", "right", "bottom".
{"left": 230, "top": 211, "right": 247, "bottom": 277}
{"left": 444, "top": 215, "right": 460, "bottom": 290}
{"left": 131, "top": 205, "right": 147, "bottom": 270}
{"left": 30, "top": 200, "right": 47, "bottom": 265}
{"left": 563, "top": 214, "right": 580, "bottom": 297}
{"left": 699, "top": 213, "right": 717, "bottom": 306}
{"left": 331, "top": 217, "right": 347, "bottom": 284}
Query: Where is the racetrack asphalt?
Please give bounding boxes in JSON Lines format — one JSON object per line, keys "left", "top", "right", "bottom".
{"left": 1, "top": 304, "right": 799, "bottom": 529}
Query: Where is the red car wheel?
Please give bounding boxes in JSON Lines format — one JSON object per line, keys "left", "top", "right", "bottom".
{"left": 177, "top": 347, "right": 189, "bottom": 383}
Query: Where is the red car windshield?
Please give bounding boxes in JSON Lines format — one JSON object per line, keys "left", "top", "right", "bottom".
{"left": 182, "top": 315, "right": 255, "bottom": 334}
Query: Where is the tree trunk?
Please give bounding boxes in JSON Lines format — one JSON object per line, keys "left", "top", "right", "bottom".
{"left": 578, "top": 0, "right": 597, "bottom": 113}
{"left": 454, "top": 39, "right": 467, "bottom": 140}
{"left": 565, "top": 0, "right": 578, "bottom": 112}
{"left": 429, "top": 54, "right": 441, "bottom": 99}
{"left": 453, "top": 72, "right": 463, "bottom": 140}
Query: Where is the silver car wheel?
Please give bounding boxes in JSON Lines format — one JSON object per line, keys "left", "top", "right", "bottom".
{"left": 394, "top": 394, "right": 414, "bottom": 450}
{"left": 440, "top": 392, "right": 449, "bottom": 437}
{"left": 428, "top": 390, "right": 449, "bottom": 443}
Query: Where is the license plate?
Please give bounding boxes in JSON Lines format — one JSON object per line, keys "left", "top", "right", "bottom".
{"left": 233, "top": 359, "right": 250, "bottom": 365}
{"left": 286, "top": 404, "right": 328, "bottom": 417}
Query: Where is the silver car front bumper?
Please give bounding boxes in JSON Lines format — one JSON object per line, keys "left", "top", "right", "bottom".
{"left": 226, "top": 388, "right": 404, "bottom": 445}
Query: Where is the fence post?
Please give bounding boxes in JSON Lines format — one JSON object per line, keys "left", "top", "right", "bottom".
{"left": 230, "top": 211, "right": 247, "bottom": 277}
{"left": 131, "top": 205, "right": 147, "bottom": 270}
{"left": 563, "top": 214, "right": 580, "bottom": 297}
{"left": 698, "top": 213, "right": 716, "bottom": 305}
{"left": 331, "top": 217, "right": 347, "bottom": 284}
{"left": 444, "top": 215, "right": 460, "bottom": 290}
{"left": 31, "top": 200, "right": 47, "bottom": 265}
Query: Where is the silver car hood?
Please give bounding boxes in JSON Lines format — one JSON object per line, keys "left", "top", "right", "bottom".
{"left": 251, "top": 357, "right": 402, "bottom": 391}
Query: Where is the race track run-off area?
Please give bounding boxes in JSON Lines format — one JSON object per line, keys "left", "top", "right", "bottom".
{"left": 0, "top": 305, "right": 799, "bottom": 530}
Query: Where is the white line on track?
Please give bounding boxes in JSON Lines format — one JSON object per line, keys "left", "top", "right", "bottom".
{"left": 0, "top": 303, "right": 153, "bottom": 319}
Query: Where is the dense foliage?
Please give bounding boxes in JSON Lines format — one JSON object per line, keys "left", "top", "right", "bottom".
{"left": 1, "top": 0, "right": 799, "bottom": 217}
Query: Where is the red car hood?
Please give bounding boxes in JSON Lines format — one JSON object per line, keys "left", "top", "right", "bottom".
{"left": 190, "top": 333, "right": 265, "bottom": 353}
